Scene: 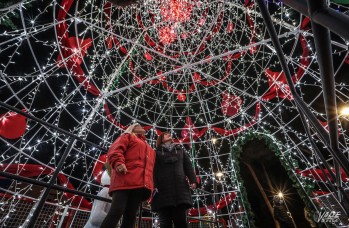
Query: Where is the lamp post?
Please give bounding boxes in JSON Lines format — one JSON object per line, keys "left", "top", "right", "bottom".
{"left": 212, "top": 172, "right": 224, "bottom": 227}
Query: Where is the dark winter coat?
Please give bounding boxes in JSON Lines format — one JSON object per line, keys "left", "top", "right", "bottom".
{"left": 273, "top": 203, "right": 295, "bottom": 228}
{"left": 107, "top": 133, "right": 156, "bottom": 195}
{"left": 151, "top": 143, "right": 197, "bottom": 212}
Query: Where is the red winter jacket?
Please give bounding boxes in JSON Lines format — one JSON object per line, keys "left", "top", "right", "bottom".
{"left": 107, "top": 133, "right": 156, "bottom": 194}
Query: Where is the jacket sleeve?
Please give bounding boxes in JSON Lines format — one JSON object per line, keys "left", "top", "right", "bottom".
{"left": 183, "top": 150, "right": 197, "bottom": 184}
{"left": 107, "top": 134, "right": 130, "bottom": 169}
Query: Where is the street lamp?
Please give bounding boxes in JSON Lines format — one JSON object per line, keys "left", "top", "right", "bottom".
{"left": 212, "top": 172, "right": 224, "bottom": 226}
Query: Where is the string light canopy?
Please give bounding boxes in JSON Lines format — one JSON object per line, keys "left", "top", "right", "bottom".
{"left": 1, "top": 0, "right": 349, "bottom": 227}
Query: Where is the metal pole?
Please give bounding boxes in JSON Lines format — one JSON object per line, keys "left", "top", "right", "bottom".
{"left": 307, "top": 0, "right": 342, "bottom": 203}
{"left": 25, "top": 138, "right": 76, "bottom": 228}
{"left": 212, "top": 179, "right": 217, "bottom": 227}
{"left": 186, "top": 216, "right": 221, "bottom": 224}
{"left": 57, "top": 205, "right": 69, "bottom": 228}
{"left": 137, "top": 203, "right": 143, "bottom": 228}
{"left": 281, "top": 0, "right": 349, "bottom": 40}
{"left": 194, "top": 188, "right": 221, "bottom": 227}
{"left": 212, "top": 178, "right": 219, "bottom": 227}
{"left": 256, "top": 0, "right": 349, "bottom": 216}
{"left": 254, "top": 0, "right": 349, "bottom": 180}
{"left": 0, "top": 170, "right": 112, "bottom": 203}
{"left": 0, "top": 101, "right": 106, "bottom": 152}
{"left": 298, "top": 110, "right": 349, "bottom": 216}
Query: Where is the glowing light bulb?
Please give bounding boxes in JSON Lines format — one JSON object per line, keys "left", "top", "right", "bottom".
{"left": 216, "top": 172, "right": 223, "bottom": 178}
{"left": 340, "top": 106, "right": 349, "bottom": 116}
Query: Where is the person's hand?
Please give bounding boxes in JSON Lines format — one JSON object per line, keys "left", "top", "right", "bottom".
{"left": 190, "top": 183, "right": 197, "bottom": 190}
{"left": 115, "top": 164, "right": 127, "bottom": 174}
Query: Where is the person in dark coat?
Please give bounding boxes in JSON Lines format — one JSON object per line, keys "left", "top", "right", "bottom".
{"left": 151, "top": 132, "right": 198, "bottom": 228}
{"left": 100, "top": 123, "right": 156, "bottom": 228}
{"left": 273, "top": 195, "right": 295, "bottom": 228}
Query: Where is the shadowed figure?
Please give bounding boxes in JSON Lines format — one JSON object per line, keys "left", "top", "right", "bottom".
{"left": 273, "top": 195, "right": 295, "bottom": 228}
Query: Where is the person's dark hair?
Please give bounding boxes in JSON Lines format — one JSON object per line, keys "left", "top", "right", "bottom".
{"left": 156, "top": 132, "right": 169, "bottom": 147}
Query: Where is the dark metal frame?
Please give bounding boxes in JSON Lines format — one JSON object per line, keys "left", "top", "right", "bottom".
{"left": 0, "top": 102, "right": 221, "bottom": 227}
{"left": 306, "top": 0, "right": 342, "bottom": 203}
{"left": 196, "top": 188, "right": 220, "bottom": 228}
{"left": 256, "top": 0, "right": 349, "bottom": 216}
{"left": 0, "top": 170, "right": 112, "bottom": 202}
{"left": 254, "top": 0, "right": 349, "bottom": 176}
{"left": 0, "top": 101, "right": 106, "bottom": 152}
{"left": 0, "top": 100, "right": 109, "bottom": 227}
{"left": 25, "top": 138, "right": 75, "bottom": 227}
{"left": 282, "top": 0, "right": 349, "bottom": 40}
{"left": 1, "top": 0, "right": 349, "bottom": 225}
{"left": 0, "top": 170, "right": 221, "bottom": 227}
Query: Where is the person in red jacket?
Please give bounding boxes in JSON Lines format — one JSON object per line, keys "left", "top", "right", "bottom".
{"left": 100, "top": 123, "right": 156, "bottom": 228}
